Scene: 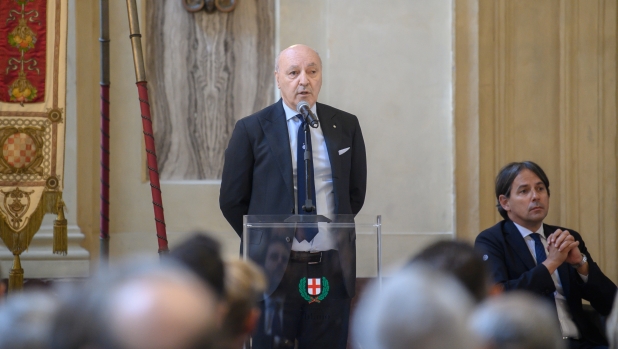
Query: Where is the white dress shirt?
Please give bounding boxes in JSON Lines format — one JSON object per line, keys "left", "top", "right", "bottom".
{"left": 513, "top": 222, "right": 587, "bottom": 339}
{"left": 282, "top": 102, "right": 336, "bottom": 252}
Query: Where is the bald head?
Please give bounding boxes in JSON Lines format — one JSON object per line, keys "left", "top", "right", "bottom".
{"left": 275, "top": 44, "right": 322, "bottom": 72}
{"left": 275, "top": 44, "right": 323, "bottom": 110}
{"left": 470, "top": 292, "right": 565, "bottom": 349}
{"left": 109, "top": 272, "right": 220, "bottom": 349}
{"left": 352, "top": 266, "right": 478, "bottom": 349}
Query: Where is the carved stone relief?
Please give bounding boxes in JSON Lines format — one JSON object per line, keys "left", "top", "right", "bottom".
{"left": 145, "top": 0, "right": 275, "bottom": 180}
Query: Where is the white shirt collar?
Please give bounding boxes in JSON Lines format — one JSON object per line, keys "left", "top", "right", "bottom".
{"left": 512, "top": 221, "right": 545, "bottom": 240}
{"left": 282, "top": 100, "right": 318, "bottom": 121}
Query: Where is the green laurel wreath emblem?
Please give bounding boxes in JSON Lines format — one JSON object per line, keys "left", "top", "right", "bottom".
{"left": 298, "top": 277, "right": 329, "bottom": 304}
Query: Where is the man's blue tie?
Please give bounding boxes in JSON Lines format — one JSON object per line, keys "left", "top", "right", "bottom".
{"left": 530, "top": 233, "right": 555, "bottom": 303}
{"left": 530, "top": 233, "right": 547, "bottom": 264}
{"left": 295, "top": 115, "right": 318, "bottom": 242}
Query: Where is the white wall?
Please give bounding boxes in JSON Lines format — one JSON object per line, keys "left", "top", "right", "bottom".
{"left": 279, "top": 0, "right": 455, "bottom": 269}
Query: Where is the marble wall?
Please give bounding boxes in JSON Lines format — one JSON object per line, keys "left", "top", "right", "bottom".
{"left": 145, "top": 0, "right": 275, "bottom": 180}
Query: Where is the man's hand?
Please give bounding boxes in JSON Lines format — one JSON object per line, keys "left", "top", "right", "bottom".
{"left": 565, "top": 243, "right": 589, "bottom": 276}
{"left": 565, "top": 245, "right": 583, "bottom": 265}
{"left": 543, "top": 229, "right": 579, "bottom": 274}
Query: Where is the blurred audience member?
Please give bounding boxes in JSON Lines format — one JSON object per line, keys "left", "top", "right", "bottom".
{"left": 409, "top": 239, "right": 497, "bottom": 303}
{"left": 51, "top": 260, "right": 222, "bottom": 349}
{"left": 470, "top": 292, "right": 565, "bottom": 349}
{"left": 168, "top": 232, "right": 226, "bottom": 298}
{"left": 0, "top": 291, "right": 59, "bottom": 349}
{"left": 352, "top": 265, "right": 477, "bottom": 349}
{"left": 607, "top": 293, "right": 618, "bottom": 349}
{"left": 217, "top": 258, "right": 267, "bottom": 349}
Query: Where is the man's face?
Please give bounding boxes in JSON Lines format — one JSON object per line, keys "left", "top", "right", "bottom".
{"left": 499, "top": 169, "right": 549, "bottom": 230}
{"left": 275, "top": 45, "right": 322, "bottom": 110}
{"left": 264, "top": 242, "right": 289, "bottom": 276}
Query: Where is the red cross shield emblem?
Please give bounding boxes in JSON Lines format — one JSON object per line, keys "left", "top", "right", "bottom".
{"left": 307, "top": 278, "right": 321, "bottom": 296}
{"left": 299, "top": 277, "right": 329, "bottom": 303}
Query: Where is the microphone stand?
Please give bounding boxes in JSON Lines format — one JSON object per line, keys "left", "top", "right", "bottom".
{"left": 301, "top": 115, "right": 315, "bottom": 213}
{"left": 284, "top": 115, "right": 330, "bottom": 223}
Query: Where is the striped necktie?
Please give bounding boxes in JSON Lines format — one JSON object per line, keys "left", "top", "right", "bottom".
{"left": 530, "top": 233, "right": 547, "bottom": 264}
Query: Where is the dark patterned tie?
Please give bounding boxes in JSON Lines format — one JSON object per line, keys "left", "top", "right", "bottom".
{"left": 295, "top": 115, "right": 318, "bottom": 242}
{"left": 530, "top": 233, "right": 547, "bottom": 264}
{"left": 530, "top": 232, "right": 555, "bottom": 303}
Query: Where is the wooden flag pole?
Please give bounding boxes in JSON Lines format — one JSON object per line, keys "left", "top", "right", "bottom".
{"left": 99, "top": 0, "right": 111, "bottom": 265}
{"left": 125, "top": 0, "right": 169, "bottom": 255}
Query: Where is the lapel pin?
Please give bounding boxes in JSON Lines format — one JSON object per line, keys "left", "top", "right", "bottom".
{"left": 333, "top": 125, "right": 337, "bottom": 128}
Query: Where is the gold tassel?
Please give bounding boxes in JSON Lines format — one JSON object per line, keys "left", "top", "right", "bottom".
{"left": 8, "top": 254, "right": 23, "bottom": 293}
{"left": 0, "top": 191, "right": 62, "bottom": 254}
{"left": 53, "top": 200, "right": 68, "bottom": 255}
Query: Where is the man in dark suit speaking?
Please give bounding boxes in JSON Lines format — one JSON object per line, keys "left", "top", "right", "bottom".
{"left": 220, "top": 44, "right": 367, "bottom": 349}
{"left": 475, "top": 161, "right": 617, "bottom": 349}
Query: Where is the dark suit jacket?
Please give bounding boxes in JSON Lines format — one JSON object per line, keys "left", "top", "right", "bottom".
{"left": 476, "top": 220, "right": 617, "bottom": 345}
{"left": 219, "top": 99, "right": 367, "bottom": 297}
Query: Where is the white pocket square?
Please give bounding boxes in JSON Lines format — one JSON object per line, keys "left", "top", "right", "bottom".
{"left": 338, "top": 147, "right": 350, "bottom": 155}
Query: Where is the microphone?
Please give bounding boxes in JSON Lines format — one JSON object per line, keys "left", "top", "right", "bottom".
{"left": 296, "top": 101, "right": 319, "bottom": 128}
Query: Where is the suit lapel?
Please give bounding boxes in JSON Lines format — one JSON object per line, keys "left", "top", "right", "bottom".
{"left": 316, "top": 103, "right": 342, "bottom": 213}
{"left": 316, "top": 103, "right": 342, "bottom": 180}
{"left": 259, "top": 99, "right": 294, "bottom": 199}
{"left": 504, "top": 220, "right": 537, "bottom": 270}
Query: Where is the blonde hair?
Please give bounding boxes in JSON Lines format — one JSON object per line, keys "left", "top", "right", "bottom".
{"left": 222, "top": 259, "right": 267, "bottom": 337}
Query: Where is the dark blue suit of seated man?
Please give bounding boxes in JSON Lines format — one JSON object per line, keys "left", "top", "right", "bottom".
{"left": 476, "top": 161, "right": 617, "bottom": 349}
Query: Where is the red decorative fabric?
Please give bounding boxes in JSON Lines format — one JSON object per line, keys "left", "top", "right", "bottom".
{"left": 0, "top": 0, "right": 46, "bottom": 104}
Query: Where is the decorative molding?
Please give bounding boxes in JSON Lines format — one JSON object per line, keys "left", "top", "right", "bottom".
{"left": 454, "top": 0, "right": 480, "bottom": 241}
{"left": 493, "top": 0, "right": 506, "bottom": 176}
{"left": 182, "top": 0, "right": 238, "bottom": 14}
{"left": 596, "top": 0, "right": 617, "bottom": 273}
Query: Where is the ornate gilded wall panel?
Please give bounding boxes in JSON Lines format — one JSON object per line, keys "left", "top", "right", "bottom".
{"left": 0, "top": 0, "right": 68, "bottom": 290}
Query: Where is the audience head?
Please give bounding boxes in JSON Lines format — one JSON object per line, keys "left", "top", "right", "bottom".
{"left": 217, "top": 258, "right": 267, "bottom": 349}
{"left": 470, "top": 292, "right": 565, "bottom": 349}
{"left": 0, "top": 290, "right": 59, "bottom": 349}
{"left": 495, "top": 161, "right": 550, "bottom": 220}
{"left": 352, "top": 265, "right": 477, "bottom": 349}
{"left": 51, "top": 259, "right": 222, "bottom": 349}
{"left": 168, "top": 232, "right": 226, "bottom": 298}
{"left": 409, "top": 239, "right": 492, "bottom": 303}
{"left": 607, "top": 293, "right": 618, "bottom": 349}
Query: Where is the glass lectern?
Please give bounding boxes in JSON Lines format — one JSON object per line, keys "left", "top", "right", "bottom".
{"left": 242, "top": 214, "right": 381, "bottom": 349}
